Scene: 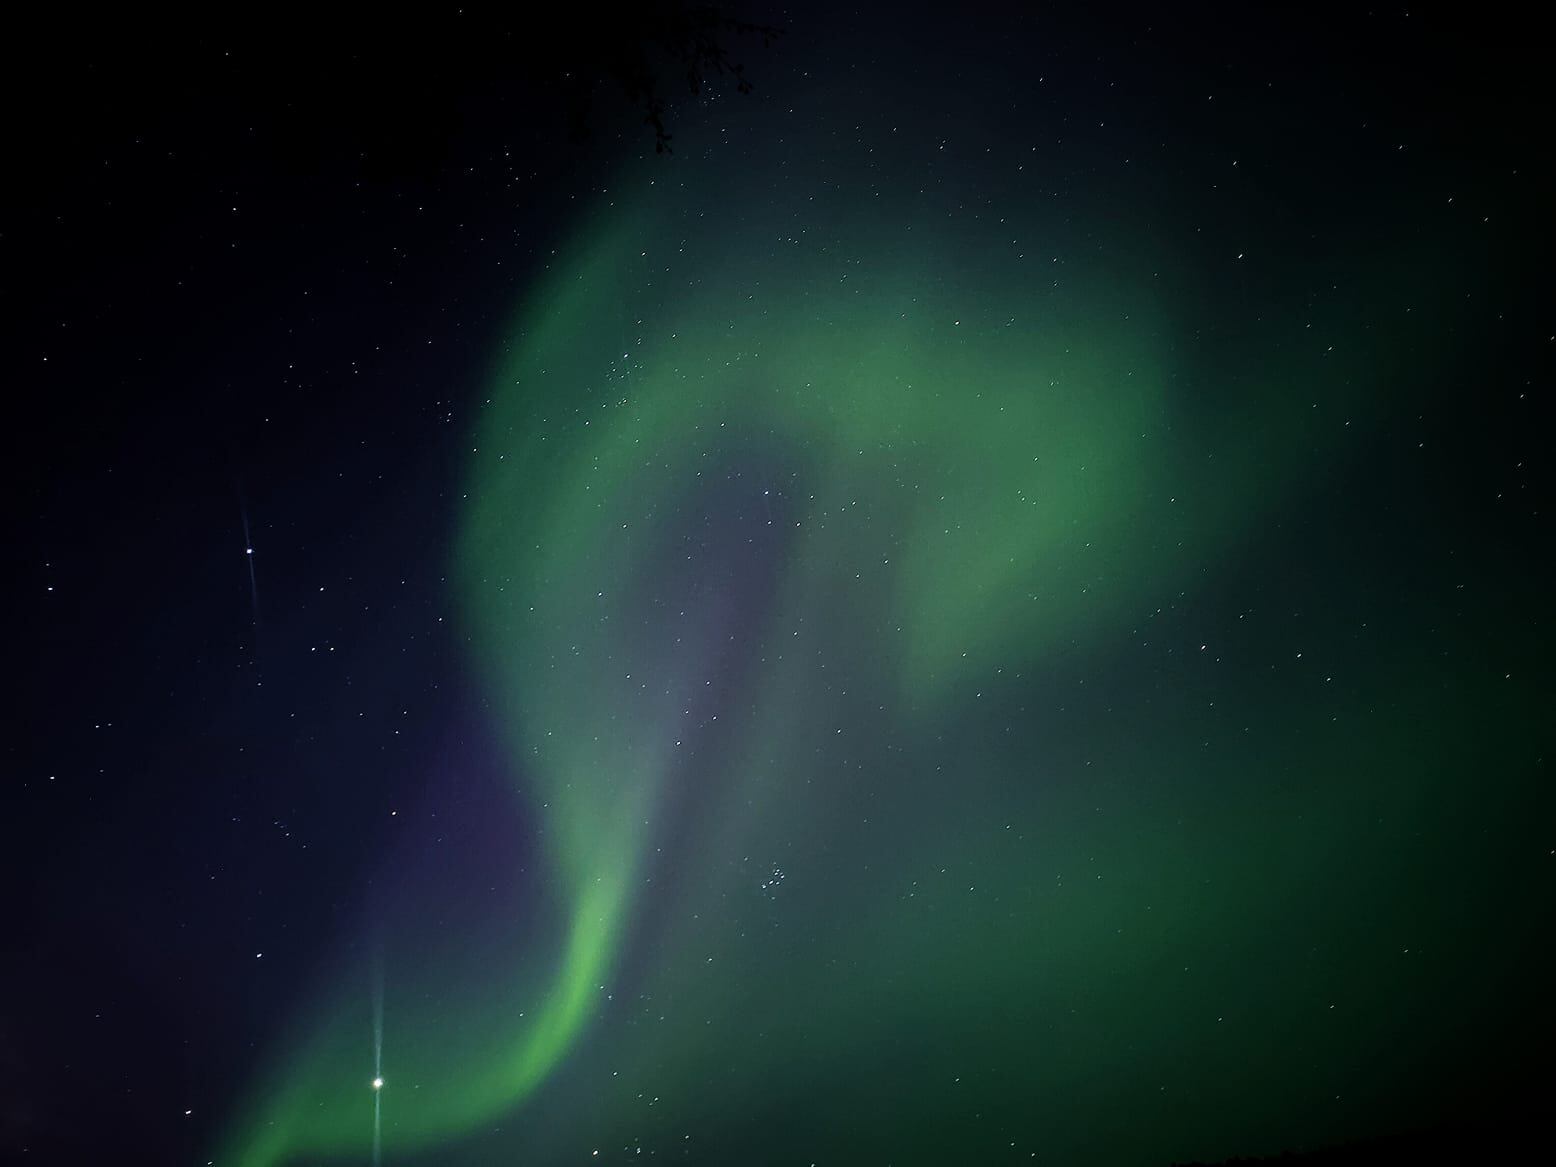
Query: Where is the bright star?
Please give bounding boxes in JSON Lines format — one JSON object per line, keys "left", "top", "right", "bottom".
{"left": 372, "top": 1077, "right": 384, "bottom": 1090}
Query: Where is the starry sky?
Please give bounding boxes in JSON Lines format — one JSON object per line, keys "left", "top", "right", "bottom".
{"left": 4, "top": 5, "right": 1552, "bottom": 1166}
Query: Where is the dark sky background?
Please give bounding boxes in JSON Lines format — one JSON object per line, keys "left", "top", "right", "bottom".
{"left": 3, "top": 5, "right": 1552, "bottom": 1166}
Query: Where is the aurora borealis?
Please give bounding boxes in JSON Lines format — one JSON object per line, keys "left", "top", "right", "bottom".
{"left": 7, "top": 5, "right": 1552, "bottom": 1166}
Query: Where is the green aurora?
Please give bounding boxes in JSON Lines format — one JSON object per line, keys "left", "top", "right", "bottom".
{"left": 218, "top": 73, "right": 1551, "bottom": 1167}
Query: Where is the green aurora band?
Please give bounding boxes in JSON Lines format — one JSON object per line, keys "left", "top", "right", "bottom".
{"left": 218, "top": 99, "right": 1548, "bottom": 1166}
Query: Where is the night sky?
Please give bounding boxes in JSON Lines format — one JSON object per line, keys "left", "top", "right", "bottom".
{"left": 4, "top": 5, "right": 1552, "bottom": 1166}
